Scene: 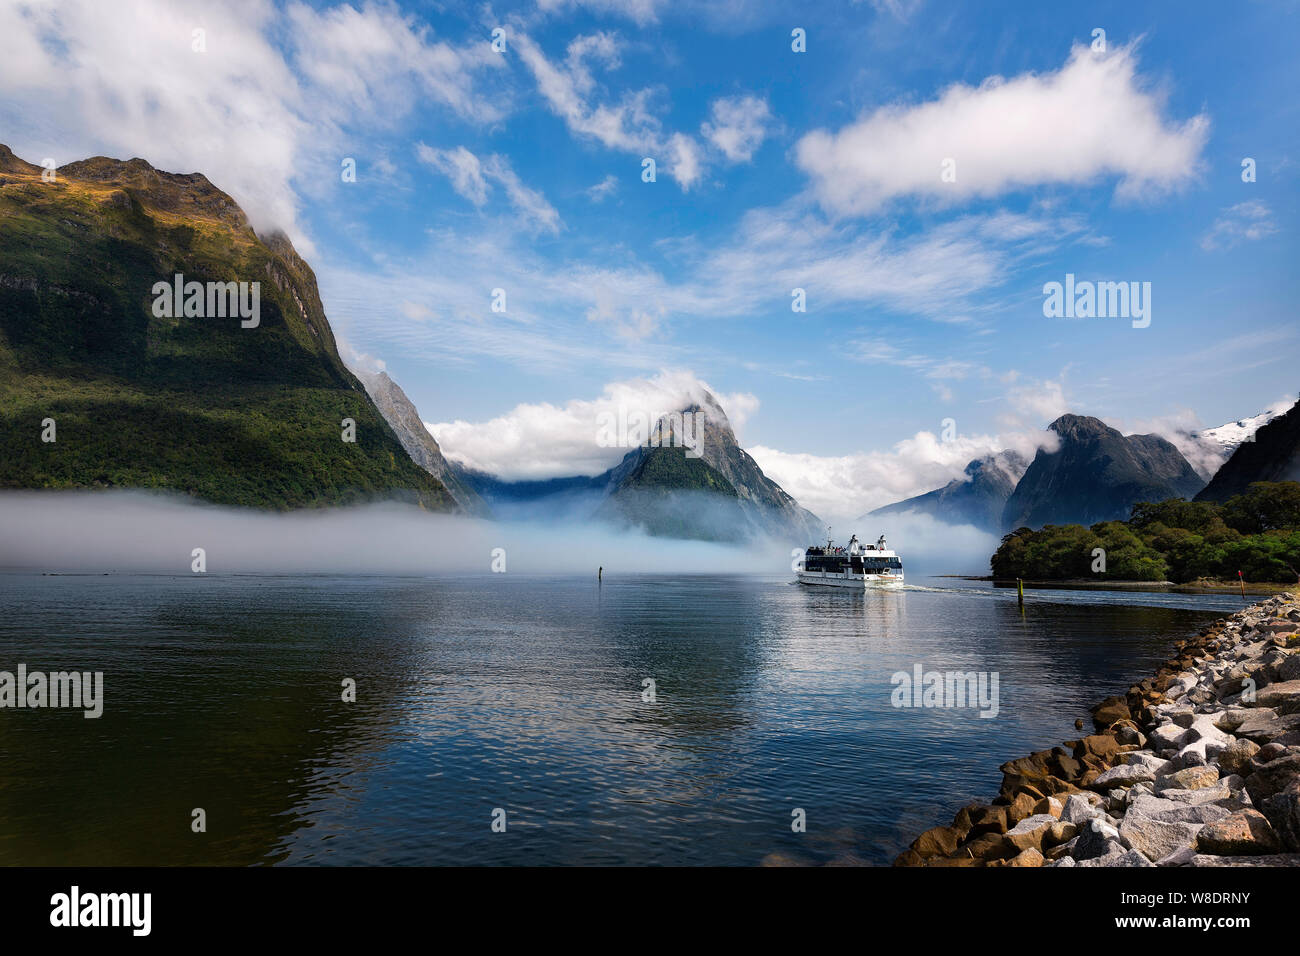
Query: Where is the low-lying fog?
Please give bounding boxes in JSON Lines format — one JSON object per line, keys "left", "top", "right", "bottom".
{"left": 0, "top": 491, "right": 999, "bottom": 577}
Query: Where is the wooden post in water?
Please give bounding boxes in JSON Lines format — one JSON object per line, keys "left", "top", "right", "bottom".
{"left": 1238, "top": 570, "right": 1245, "bottom": 599}
{"left": 1017, "top": 578, "right": 1024, "bottom": 608}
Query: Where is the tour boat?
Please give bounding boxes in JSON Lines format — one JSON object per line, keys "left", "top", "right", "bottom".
{"left": 797, "top": 533, "right": 904, "bottom": 588}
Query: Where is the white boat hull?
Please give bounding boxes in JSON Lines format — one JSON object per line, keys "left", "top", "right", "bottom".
{"left": 796, "top": 571, "right": 904, "bottom": 588}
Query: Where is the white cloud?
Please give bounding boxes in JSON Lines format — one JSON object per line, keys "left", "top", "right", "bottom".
{"left": 747, "top": 373, "right": 1069, "bottom": 523}
{"left": 535, "top": 0, "right": 664, "bottom": 26}
{"left": 417, "top": 144, "right": 490, "bottom": 204}
{"left": 417, "top": 144, "right": 562, "bottom": 234}
{"left": 696, "top": 202, "right": 1089, "bottom": 322}
{"left": 857, "top": 0, "right": 924, "bottom": 19}
{"left": 286, "top": 1, "right": 501, "bottom": 125}
{"left": 428, "top": 371, "right": 758, "bottom": 480}
{"left": 749, "top": 424, "right": 1053, "bottom": 526}
{"left": 667, "top": 132, "right": 704, "bottom": 189}
{"left": 796, "top": 42, "right": 1209, "bottom": 216}
{"left": 511, "top": 27, "right": 706, "bottom": 190}
{"left": 586, "top": 174, "right": 619, "bottom": 201}
{"left": 701, "top": 94, "right": 772, "bottom": 162}
{"left": 0, "top": 0, "right": 501, "bottom": 247}
{"left": 1200, "top": 200, "right": 1279, "bottom": 251}
{"left": 998, "top": 378, "right": 1070, "bottom": 428}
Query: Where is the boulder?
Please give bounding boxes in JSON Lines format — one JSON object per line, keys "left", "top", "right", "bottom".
{"left": 1118, "top": 795, "right": 1231, "bottom": 861}
{"left": 1092, "top": 762, "right": 1157, "bottom": 789}
{"left": 1110, "top": 848, "right": 1156, "bottom": 867}
{"left": 1045, "top": 820, "right": 1078, "bottom": 848}
{"left": 1219, "top": 738, "right": 1261, "bottom": 776}
{"left": 1149, "top": 722, "right": 1187, "bottom": 750}
{"left": 1257, "top": 680, "right": 1300, "bottom": 715}
{"left": 1006, "top": 847, "right": 1045, "bottom": 867}
{"left": 1125, "top": 795, "right": 1230, "bottom": 825}
{"left": 1004, "top": 813, "right": 1059, "bottom": 853}
{"left": 1254, "top": 742, "right": 1290, "bottom": 763}
{"left": 1074, "top": 818, "right": 1124, "bottom": 861}
{"left": 1156, "top": 785, "right": 1234, "bottom": 806}
{"left": 1185, "top": 715, "right": 1231, "bottom": 745}
{"left": 1278, "top": 653, "right": 1300, "bottom": 683}
{"left": 1006, "top": 791, "right": 1039, "bottom": 825}
{"left": 961, "top": 832, "right": 1013, "bottom": 861}
{"left": 1196, "top": 809, "right": 1283, "bottom": 855}
{"left": 1061, "top": 793, "right": 1103, "bottom": 826}
{"left": 965, "top": 804, "right": 1009, "bottom": 837}
{"left": 1075, "top": 734, "right": 1122, "bottom": 761}
{"left": 1091, "top": 695, "right": 1131, "bottom": 730}
{"left": 910, "top": 825, "right": 961, "bottom": 858}
{"left": 1155, "top": 846, "right": 1198, "bottom": 867}
{"left": 1032, "top": 796, "right": 1064, "bottom": 819}
{"left": 1155, "top": 765, "right": 1220, "bottom": 793}
{"left": 1190, "top": 853, "right": 1300, "bottom": 866}
{"left": 1119, "top": 813, "right": 1204, "bottom": 862}
{"left": 1261, "top": 779, "right": 1300, "bottom": 852}
{"left": 1244, "top": 754, "right": 1300, "bottom": 806}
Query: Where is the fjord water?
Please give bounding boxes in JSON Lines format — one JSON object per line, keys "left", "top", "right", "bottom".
{"left": 0, "top": 573, "right": 1244, "bottom": 866}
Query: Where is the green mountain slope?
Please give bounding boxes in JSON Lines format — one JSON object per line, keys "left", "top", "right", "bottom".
{"left": 0, "top": 145, "right": 453, "bottom": 510}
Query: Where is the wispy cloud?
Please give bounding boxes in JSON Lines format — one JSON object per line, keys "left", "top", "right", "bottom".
{"left": 510, "top": 26, "right": 707, "bottom": 189}
{"left": 417, "top": 144, "right": 562, "bottom": 234}
{"left": 1200, "top": 200, "right": 1279, "bottom": 251}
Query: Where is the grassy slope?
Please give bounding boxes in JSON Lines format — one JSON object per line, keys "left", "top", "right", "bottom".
{"left": 0, "top": 149, "right": 453, "bottom": 510}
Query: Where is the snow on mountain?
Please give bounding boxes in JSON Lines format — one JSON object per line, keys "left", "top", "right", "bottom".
{"left": 1176, "top": 401, "right": 1293, "bottom": 479}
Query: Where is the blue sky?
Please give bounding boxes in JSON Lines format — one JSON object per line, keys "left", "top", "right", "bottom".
{"left": 2, "top": 0, "right": 1297, "bottom": 519}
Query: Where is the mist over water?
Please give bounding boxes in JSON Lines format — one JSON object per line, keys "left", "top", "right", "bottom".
{"left": 0, "top": 491, "right": 1000, "bottom": 577}
{"left": 0, "top": 490, "right": 1247, "bottom": 866}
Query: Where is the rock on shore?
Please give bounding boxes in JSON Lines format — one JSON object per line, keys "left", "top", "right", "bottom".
{"left": 894, "top": 593, "right": 1300, "bottom": 867}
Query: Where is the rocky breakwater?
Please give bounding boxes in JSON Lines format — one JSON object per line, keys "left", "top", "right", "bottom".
{"left": 895, "top": 593, "right": 1300, "bottom": 867}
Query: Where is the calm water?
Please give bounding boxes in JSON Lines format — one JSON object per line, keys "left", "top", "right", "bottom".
{"left": 0, "top": 573, "right": 1245, "bottom": 866}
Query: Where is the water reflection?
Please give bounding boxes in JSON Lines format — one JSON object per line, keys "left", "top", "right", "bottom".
{"left": 0, "top": 573, "right": 1224, "bottom": 865}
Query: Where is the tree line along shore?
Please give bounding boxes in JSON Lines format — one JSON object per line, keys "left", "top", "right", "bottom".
{"left": 991, "top": 482, "right": 1300, "bottom": 586}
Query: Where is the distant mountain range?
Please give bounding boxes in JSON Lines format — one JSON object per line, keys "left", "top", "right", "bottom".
{"left": 3, "top": 144, "right": 1289, "bottom": 548}
{"left": 1002, "top": 414, "right": 1205, "bottom": 529}
{"left": 869, "top": 450, "right": 1028, "bottom": 530}
{"left": 869, "top": 400, "right": 1300, "bottom": 535}
{"left": 445, "top": 391, "right": 824, "bottom": 544}
{"left": 0, "top": 145, "right": 455, "bottom": 510}
{"left": 870, "top": 414, "right": 1209, "bottom": 534}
